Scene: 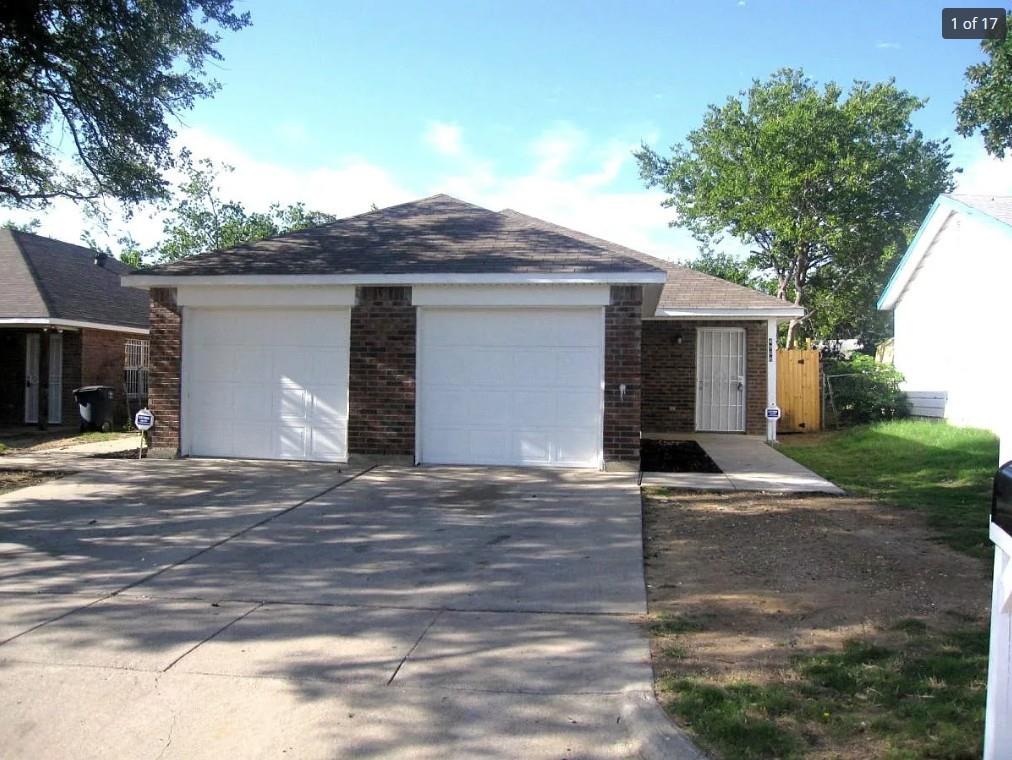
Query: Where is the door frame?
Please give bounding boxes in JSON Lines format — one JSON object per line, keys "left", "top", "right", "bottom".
{"left": 694, "top": 326, "right": 747, "bottom": 433}
{"left": 24, "top": 333, "right": 40, "bottom": 424}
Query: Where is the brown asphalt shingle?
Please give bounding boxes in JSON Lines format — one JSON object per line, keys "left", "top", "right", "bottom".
{"left": 0, "top": 229, "right": 149, "bottom": 328}
{"left": 140, "top": 194, "right": 664, "bottom": 277}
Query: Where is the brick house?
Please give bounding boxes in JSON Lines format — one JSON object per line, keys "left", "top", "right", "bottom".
{"left": 124, "top": 195, "right": 801, "bottom": 468}
{"left": 0, "top": 229, "right": 149, "bottom": 428}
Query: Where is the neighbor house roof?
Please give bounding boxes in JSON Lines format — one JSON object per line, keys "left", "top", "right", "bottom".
{"left": 127, "top": 194, "right": 801, "bottom": 318}
{"left": 879, "top": 193, "right": 1012, "bottom": 311}
{"left": 0, "top": 228, "right": 149, "bottom": 331}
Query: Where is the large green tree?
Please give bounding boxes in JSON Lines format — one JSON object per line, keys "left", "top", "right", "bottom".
{"left": 0, "top": 0, "right": 249, "bottom": 208}
{"left": 682, "top": 249, "right": 774, "bottom": 292}
{"left": 129, "top": 151, "right": 337, "bottom": 265}
{"left": 637, "top": 69, "right": 954, "bottom": 347}
{"left": 956, "top": 13, "right": 1012, "bottom": 158}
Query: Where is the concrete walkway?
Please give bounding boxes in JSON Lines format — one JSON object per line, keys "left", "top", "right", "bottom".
{"left": 642, "top": 433, "right": 844, "bottom": 494}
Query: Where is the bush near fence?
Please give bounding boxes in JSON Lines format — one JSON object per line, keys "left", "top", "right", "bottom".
{"left": 823, "top": 354, "right": 909, "bottom": 426}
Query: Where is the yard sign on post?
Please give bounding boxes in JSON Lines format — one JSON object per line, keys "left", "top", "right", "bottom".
{"left": 134, "top": 408, "right": 154, "bottom": 460}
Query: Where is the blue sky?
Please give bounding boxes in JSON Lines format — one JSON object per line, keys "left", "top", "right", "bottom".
{"left": 17, "top": 0, "right": 1008, "bottom": 260}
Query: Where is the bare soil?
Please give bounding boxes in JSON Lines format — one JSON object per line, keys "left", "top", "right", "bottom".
{"left": 0, "top": 469, "right": 62, "bottom": 495}
{"left": 642, "top": 489, "right": 991, "bottom": 757}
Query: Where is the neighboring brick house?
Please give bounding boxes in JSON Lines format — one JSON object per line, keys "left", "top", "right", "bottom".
{"left": 125, "top": 195, "right": 800, "bottom": 468}
{"left": 0, "top": 230, "right": 149, "bottom": 428}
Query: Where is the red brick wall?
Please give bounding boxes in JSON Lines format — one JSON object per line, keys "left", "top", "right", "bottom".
{"left": 60, "top": 331, "right": 82, "bottom": 425}
{"left": 603, "top": 285, "right": 642, "bottom": 465}
{"left": 641, "top": 320, "right": 768, "bottom": 435}
{"left": 147, "top": 288, "right": 182, "bottom": 453}
{"left": 80, "top": 328, "right": 143, "bottom": 424}
{"left": 348, "top": 286, "right": 416, "bottom": 456}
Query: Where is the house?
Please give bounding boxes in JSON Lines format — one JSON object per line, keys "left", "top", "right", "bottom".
{"left": 879, "top": 194, "right": 1012, "bottom": 433}
{"left": 0, "top": 229, "right": 150, "bottom": 427}
{"left": 124, "top": 195, "right": 802, "bottom": 468}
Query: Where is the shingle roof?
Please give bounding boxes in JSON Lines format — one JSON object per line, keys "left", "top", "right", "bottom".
{"left": 498, "top": 209, "right": 797, "bottom": 312}
{"left": 947, "top": 193, "right": 1012, "bottom": 228}
{"left": 0, "top": 229, "right": 149, "bottom": 329}
{"left": 139, "top": 195, "right": 664, "bottom": 277}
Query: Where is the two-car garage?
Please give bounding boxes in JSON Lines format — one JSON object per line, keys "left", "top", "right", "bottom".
{"left": 179, "top": 286, "right": 607, "bottom": 468}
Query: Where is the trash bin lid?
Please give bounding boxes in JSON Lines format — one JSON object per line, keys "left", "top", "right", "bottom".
{"left": 73, "top": 385, "right": 115, "bottom": 392}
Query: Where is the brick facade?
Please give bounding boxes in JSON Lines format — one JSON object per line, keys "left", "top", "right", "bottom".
{"left": 80, "top": 328, "right": 144, "bottom": 424}
{"left": 348, "top": 286, "right": 416, "bottom": 456}
{"left": 641, "top": 319, "right": 768, "bottom": 436}
{"left": 147, "top": 288, "right": 182, "bottom": 454}
{"left": 603, "top": 285, "right": 642, "bottom": 465}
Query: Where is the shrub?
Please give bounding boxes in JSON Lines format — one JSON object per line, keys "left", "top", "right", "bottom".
{"left": 823, "top": 354, "right": 909, "bottom": 426}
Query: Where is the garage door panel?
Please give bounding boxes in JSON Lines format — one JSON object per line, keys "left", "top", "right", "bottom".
{"left": 185, "top": 308, "right": 349, "bottom": 462}
{"left": 557, "top": 350, "right": 599, "bottom": 385}
{"left": 420, "top": 307, "right": 603, "bottom": 468}
{"left": 514, "top": 431, "right": 550, "bottom": 464}
{"left": 512, "top": 391, "right": 555, "bottom": 426}
{"left": 557, "top": 391, "right": 600, "bottom": 425}
{"left": 470, "top": 350, "right": 514, "bottom": 386}
{"left": 514, "top": 351, "right": 557, "bottom": 386}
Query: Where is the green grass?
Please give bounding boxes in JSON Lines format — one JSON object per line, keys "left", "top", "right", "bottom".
{"left": 779, "top": 420, "right": 999, "bottom": 556}
{"left": 660, "top": 623, "right": 988, "bottom": 759}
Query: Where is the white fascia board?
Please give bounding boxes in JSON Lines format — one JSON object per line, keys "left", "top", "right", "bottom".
{"left": 121, "top": 271, "right": 668, "bottom": 289}
{"left": 649, "top": 307, "right": 805, "bottom": 319}
{"left": 412, "top": 284, "right": 610, "bottom": 307}
{"left": 177, "top": 285, "right": 356, "bottom": 308}
{"left": 0, "top": 317, "right": 149, "bottom": 334}
{"left": 878, "top": 198, "right": 952, "bottom": 311}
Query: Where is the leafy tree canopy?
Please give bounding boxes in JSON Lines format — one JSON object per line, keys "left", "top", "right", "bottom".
{"left": 94, "top": 151, "right": 338, "bottom": 267}
{"left": 636, "top": 68, "right": 954, "bottom": 347}
{"left": 956, "top": 13, "right": 1012, "bottom": 158}
{"left": 681, "top": 249, "right": 775, "bottom": 293}
{"left": 0, "top": 0, "right": 249, "bottom": 208}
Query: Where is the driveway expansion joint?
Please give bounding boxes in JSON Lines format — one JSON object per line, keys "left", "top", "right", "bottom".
{"left": 161, "top": 602, "right": 263, "bottom": 673}
{"left": 386, "top": 609, "right": 443, "bottom": 686}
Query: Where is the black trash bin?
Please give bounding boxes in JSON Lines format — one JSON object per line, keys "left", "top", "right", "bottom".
{"left": 73, "top": 386, "right": 116, "bottom": 433}
{"left": 993, "top": 460, "right": 1012, "bottom": 536}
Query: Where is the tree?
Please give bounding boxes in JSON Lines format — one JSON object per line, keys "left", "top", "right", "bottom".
{"left": 0, "top": 1, "right": 249, "bottom": 208}
{"left": 956, "top": 13, "right": 1012, "bottom": 158}
{"left": 149, "top": 151, "right": 337, "bottom": 263}
{"left": 3, "top": 218, "right": 40, "bottom": 232}
{"left": 636, "top": 69, "right": 954, "bottom": 347}
{"left": 682, "top": 249, "right": 774, "bottom": 292}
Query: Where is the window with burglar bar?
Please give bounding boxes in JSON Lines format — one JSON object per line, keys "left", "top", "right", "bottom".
{"left": 124, "top": 339, "right": 149, "bottom": 398}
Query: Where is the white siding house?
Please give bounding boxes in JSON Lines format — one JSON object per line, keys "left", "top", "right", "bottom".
{"left": 879, "top": 194, "right": 1012, "bottom": 434}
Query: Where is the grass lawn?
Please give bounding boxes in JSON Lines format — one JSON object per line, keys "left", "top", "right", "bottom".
{"left": 779, "top": 420, "right": 999, "bottom": 557}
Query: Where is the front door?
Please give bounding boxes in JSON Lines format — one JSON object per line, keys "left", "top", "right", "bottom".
{"left": 695, "top": 327, "right": 746, "bottom": 432}
{"left": 48, "top": 333, "right": 63, "bottom": 424}
{"left": 24, "top": 333, "right": 40, "bottom": 424}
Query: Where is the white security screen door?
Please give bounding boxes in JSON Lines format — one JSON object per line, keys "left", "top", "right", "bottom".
{"left": 184, "top": 308, "right": 350, "bottom": 462}
{"left": 695, "top": 327, "right": 746, "bottom": 432}
{"left": 419, "top": 308, "right": 604, "bottom": 467}
{"left": 47, "top": 333, "right": 63, "bottom": 424}
{"left": 24, "top": 333, "right": 40, "bottom": 424}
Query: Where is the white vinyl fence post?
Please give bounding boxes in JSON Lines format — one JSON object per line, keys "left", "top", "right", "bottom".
{"left": 985, "top": 524, "right": 1012, "bottom": 759}
{"left": 766, "top": 318, "right": 778, "bottom": 443}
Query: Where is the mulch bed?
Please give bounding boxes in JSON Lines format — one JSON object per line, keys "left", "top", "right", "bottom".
{"left": 641, "top": 439, "right": 722, "bottom": 473}
{"left": 0, "top": 469, "right": 63, "bottom": 495}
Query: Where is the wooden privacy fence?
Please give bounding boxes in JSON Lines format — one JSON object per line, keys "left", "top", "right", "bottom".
{"left": 776, "top": 349, "right": 822, "bottom": 432}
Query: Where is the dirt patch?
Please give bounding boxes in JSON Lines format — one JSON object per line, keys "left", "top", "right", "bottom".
{"left": 643, "top": 489, "right": 990, "bottom": 757}
{"left": 641, "top": 439, "right": 722, "bottom": 473}
{"left": 0, "top": 469, "right": 63, "bottom": 495}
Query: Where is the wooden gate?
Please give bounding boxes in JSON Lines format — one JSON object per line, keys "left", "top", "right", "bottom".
{"left": 776, "top": 349, "right": 821, "bottom": 433}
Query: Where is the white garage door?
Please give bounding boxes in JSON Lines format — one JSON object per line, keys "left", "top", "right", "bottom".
{"left": 419, "top": 308, "right": 603, "bottom": 468}
{"left": 184, "top": 308, "right": 350, "bottom": 462}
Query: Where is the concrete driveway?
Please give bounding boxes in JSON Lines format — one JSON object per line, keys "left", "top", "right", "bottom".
{"left": 0, "top": 461, "right": 657, "bottom": 759}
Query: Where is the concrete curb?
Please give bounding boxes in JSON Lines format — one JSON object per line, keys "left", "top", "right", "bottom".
{"left": 621, "top": 689, "right": 707, "bottom": 760}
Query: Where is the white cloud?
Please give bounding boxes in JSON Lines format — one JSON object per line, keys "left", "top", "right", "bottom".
{"left": 4, "top": 122, "right": 707, "bottom": 262}
{"left": 875, "top": 41, "right": 901, "bottom": 50}
{"left": 423, "top": 121, "right": 464, "bottom": 157}
{"left": 955, "top": 140, "right": 1012, "bottom": 196}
